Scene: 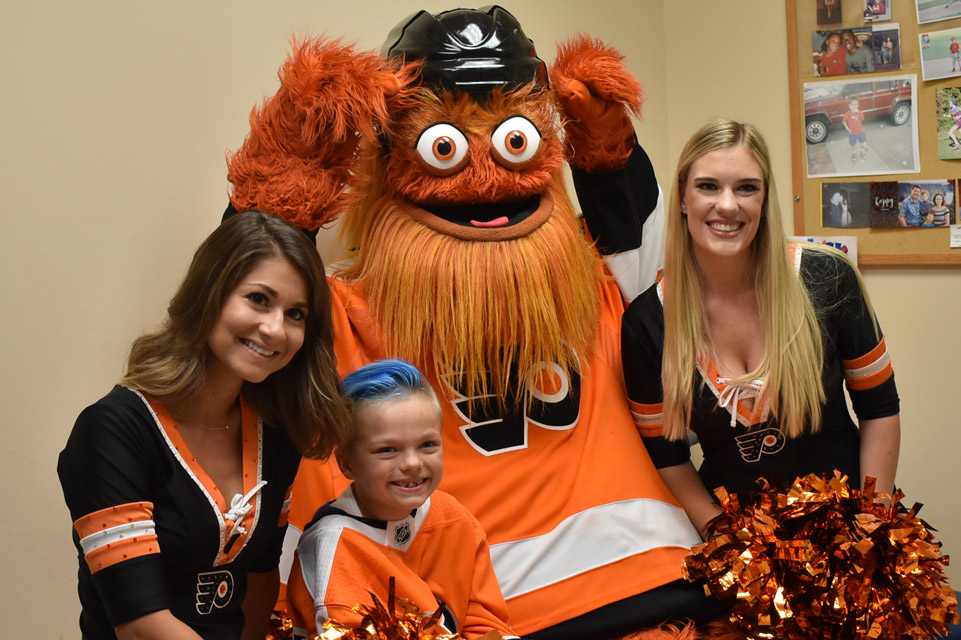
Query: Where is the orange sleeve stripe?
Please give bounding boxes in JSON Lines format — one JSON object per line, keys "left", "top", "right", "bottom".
{"left": 74, "top": 502, "right": 154, "bottom": 538}
{"left": 628, "top": 399, "right": 664, "bottom": 437}
{"left": 843, "top": 338, "right": 894, "bottom": 391}
{"left": 83, "top": 534, "right": 160, "bottom": 574}
{"left": 75, "top": 502, "right": 159, "bottom": 574}
{"left": 843, "top": 337, "right": 887, "bottom": 369}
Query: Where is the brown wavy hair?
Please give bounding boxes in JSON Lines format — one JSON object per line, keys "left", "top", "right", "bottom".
{"left": 120, "top": 210, "right": 349, "bottom": 458}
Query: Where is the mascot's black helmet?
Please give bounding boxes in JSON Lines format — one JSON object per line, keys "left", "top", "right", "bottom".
{"left": 382, "top": 5, "right": 549, "bottom": 97}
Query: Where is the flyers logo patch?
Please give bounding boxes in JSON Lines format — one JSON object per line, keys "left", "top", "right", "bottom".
{"left": 735, "top": 428, "right": 785, "bottom": 463}
{"left": 196, "top": 570, "right": 233, "bottom": 614}
{"left": 444, "top": 358, "right": 581, "bottom": 456}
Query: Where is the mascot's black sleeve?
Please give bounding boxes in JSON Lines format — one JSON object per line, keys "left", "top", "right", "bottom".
{"left": 571, "top": 141, "right": 658, "bottom": 256}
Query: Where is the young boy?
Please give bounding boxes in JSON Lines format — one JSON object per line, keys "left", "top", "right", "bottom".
{"left": 843, "top": 97, "right": 867, "bottom": 161}
{"left": 287, "top": 359, "right": 517, "bottom": 640}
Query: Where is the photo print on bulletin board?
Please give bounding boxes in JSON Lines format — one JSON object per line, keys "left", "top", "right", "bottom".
{"left": 916, "top": 0, "right": 961, "bottom": 24}
{"left": 788, "top": 0, "right": 961, "bottom": 263}
{"left": 934, "top": 87, "right": 961, "bottom": 158}
{"left": 804, "top": 74, "right": 919, "bottom": 178}
{"left": 920, "top": 25, "right": 961, "bottom": 80}
{"left": 864, "top": 0, "right": 892, "bottom": 22}
{"left": 870, "top": 179, "right": 956, "bottom": 227}
{"left": 822, "top": 182, "right": 872, "bottom": 227}
{"left": 870, "top": 181, "right": 900, "bottom": 226}
{"left": 791, "top": 235, "right": 859, "bottom": 262}
{"left": 873, "top": 25, "right": 903, "bottom": 71}
{"left": 812, "top": 27, "right": 877, "bottom": 76}
{"left": 818, "top": 0, "right": 843, "bottom": 24}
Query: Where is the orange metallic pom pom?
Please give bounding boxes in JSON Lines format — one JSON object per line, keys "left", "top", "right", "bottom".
{"left": 682, "top": 472, "right": 958, "bottom": 639}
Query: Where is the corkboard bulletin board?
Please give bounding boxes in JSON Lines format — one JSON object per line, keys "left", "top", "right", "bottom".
{"left": 787, "top": 0, "right": 961, "bottom": 264}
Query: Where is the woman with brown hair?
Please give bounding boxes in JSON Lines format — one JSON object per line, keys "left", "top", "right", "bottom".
{"left": 58, "top": 210, "right": 350, "bottom": 639}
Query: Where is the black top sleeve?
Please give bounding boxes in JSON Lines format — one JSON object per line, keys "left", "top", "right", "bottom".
{"left": 571, "top": 141, "right": 659, "bottom": 255}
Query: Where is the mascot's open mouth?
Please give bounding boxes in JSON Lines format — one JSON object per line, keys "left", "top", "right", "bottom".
{"left": 400, "top": 192, "right": 553, "bottom": 241}
{"left": 426, "top": 196, "right": 540, "bottom": 229}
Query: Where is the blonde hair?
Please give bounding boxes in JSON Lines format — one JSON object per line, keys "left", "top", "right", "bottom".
{"left": 120, "top": 211, "right": 350, "bottom": 458}
{"left": 661, "top": 119, "right": 826, "bottom": 441}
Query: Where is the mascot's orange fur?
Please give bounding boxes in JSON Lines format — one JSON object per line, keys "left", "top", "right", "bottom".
{"left": 228, "top": 7, "right": 738, "bottom": 640}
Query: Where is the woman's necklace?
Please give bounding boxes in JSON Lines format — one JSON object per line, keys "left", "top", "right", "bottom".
{"left": 172, "top": 400, "right": 239, "bottom": 432}
{"left": 186, "top": 420, "right": 231, "bottom": 432}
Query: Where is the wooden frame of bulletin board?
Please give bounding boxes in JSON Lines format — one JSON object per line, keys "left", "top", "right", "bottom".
{"left": 787, "top": 0, "right": 961, "bottom": 264}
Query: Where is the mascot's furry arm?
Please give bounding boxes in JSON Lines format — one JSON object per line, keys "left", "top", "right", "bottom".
{"left": 550, "top": 34, "right": 642, "bottom": 173}
{"left": 551, "top": 35, "right": 664, "bottom": 298}
{"left": 226, "top": 38, "right": 419, "bottom": 231}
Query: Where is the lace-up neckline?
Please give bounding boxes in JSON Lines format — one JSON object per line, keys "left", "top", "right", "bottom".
{"left": 716, "top": 377, "right": 767, "bottom": 427}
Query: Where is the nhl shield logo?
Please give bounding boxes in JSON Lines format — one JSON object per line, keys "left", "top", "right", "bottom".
{"left": 394, "top": 522, "right": 411, "bottom": 545}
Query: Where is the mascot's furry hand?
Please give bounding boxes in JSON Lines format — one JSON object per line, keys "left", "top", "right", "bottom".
{"left": 550, "top": 35, "right": 643, "bottom": 173}
{"left": 227, "top": 38, "right": 417, "bottom": 231}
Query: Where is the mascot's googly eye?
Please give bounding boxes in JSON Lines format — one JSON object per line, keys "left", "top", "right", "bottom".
{"left": 490, "top": 116, "right": 541, "bottom": 168}
{"left": 415, "top": 123, "right": 470, "bottom": 175}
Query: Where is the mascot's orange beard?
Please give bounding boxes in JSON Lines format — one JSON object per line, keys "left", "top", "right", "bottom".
{"left": 337, "top": 176, "right": 604, "bottom": 408}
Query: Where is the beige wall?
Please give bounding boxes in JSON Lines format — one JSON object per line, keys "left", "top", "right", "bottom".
{"left": 1, "top": 2, "right": 956, "bottom": 636}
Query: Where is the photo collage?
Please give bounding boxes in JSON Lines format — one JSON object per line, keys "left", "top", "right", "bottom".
{"left": 806, "top": 0, "right": 961, "bottom": 237}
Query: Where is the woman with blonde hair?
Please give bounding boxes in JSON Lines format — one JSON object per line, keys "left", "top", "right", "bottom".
{"left": 621, "top": 120, "right": 900, "bottom": 537}
{"left": 58, "top": 210, "right": 350, "bottom": 639}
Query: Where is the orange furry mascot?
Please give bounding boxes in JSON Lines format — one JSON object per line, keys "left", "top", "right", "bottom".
{"left": 227, "top": 7, "right": 733, "bottom": 639}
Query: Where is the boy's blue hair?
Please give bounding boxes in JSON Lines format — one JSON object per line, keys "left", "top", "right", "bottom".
{"left": 341, "top": 358, "right": 439, "bottom": 410}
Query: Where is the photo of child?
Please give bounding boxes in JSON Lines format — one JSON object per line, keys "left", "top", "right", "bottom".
{"left": 874, "top": 28, "right": 902, "bottom": 71}
{"left": 935, "top": 87, "right": 961, "bottom": 158}
{"left": 804, "top": 75, "right": 919, "bottom": 178}
{"left": 864, "top": 0, "right": 891, "bottom": 22}
{"left": 920, "top": 25, "right": 961, "bottom": 80}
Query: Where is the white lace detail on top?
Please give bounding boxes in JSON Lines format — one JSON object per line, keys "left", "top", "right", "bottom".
{"left": 225, "top": 480, "right": 268, "bottom": 538}
{"left": 716, "top": 377, "right": 767, "bottom": 427}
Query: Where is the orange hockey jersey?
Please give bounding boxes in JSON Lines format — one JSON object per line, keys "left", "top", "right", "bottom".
{"left": 287, "top": 487, "right": 515, "bottom": 639}
{"left": 282, "top": 272, "right": 701, "bottom": 635}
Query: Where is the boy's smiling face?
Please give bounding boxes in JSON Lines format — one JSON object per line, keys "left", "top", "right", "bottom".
{"left": 338, "top": 393, "right": 444, "bottom": 521}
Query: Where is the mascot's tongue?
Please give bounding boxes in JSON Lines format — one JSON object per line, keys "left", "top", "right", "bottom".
{"left": 470, "top": 216, "right": 509, "bottom": 228}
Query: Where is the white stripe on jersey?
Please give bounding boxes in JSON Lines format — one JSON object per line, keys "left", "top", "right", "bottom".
{"left": 845, "top": 348, "right": 891, "bottom": 380}
{"left": 489, "top": 497, "right": 699, "bottom": 600}
{"left": 79, "top": 519, "right": 156, "bottom": 555}
{"left": 604, "top": 185, "right": 665, "bottom": 303}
